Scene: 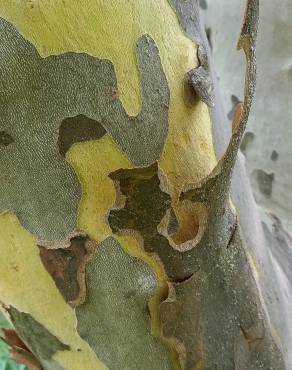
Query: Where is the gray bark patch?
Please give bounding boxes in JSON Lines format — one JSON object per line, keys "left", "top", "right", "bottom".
{"left": 199, "top": 0, "right": 208, "bottom": 10}
{"left": 185, "top": 65, "right": 214, "bottom": 107}
{"left": 271, "top": 150, "right": 279, "bottom": 161}
{"left": 169, "top": 1, "right": 214, "bottom": 108}
{"left": 253, "top": 169, "right": 274, "bottom": 198}
{"left": 75, "top": 237, "right": 175, "bottom": 370}
{"left": 108, "top": 163, "right": 210, "bottom": 280}
{"left": 240, "top": 131, "right": 254, "bottom": 154}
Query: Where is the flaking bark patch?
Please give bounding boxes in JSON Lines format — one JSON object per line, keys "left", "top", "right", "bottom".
{"left": 228, "top": 95, "right": 242, "bottom": 120}
{"left": 184, "top": 45, "right": 214, "bottom": 108}
{"left": 38, "top": 234, "right": 95, "bottom": 306}
{"left": 185, "top": 66, "right": 214, "bottom": 108}
{"left": 168, "top": 0, "right": 214, "bottom": 108}
{"left": 108, "top": 163, "right": 215, "bottom": 280}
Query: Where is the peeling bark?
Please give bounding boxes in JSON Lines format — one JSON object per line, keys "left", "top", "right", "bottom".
{"left": 0, "top": 1, "right": 289, "bottom": 369}
{"left": 38, "top": 234, "right": 95, "bottom": 306}
{"left": 184, "top": 45, "right": 215, "bottom": 107}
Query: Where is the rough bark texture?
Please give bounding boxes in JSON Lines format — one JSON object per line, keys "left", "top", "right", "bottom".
{"left": 0, "top": 1, "right": 290, "bottom": 370}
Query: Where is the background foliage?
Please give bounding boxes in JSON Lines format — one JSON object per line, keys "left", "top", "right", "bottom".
{"left": 0, "top": 313, "right": 27, "bottom": 370}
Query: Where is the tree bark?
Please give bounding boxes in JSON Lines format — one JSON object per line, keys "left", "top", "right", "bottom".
{"left": 206, "top": 0, "right": 292, "bottom": 236}
{"left": 0, "top": 1, "right": 288, "bottom": 369}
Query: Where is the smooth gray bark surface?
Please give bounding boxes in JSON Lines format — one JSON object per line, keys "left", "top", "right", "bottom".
{"left": 205, "top": 0, "right": 292, "bottom": 235}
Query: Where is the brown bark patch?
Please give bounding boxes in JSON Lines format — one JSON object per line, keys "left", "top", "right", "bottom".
{"left": 10, "top": 347, "right": 42, "bottom": 370}
{"left": 227, "top": 95, "right": 242, "bottom": 121}
{"left": 38, "top": 234, "right": 95, "bottom": 306}
{"left": 159, "top": 200, "right": 207, "bottom": 252}
{"left": 2, "top": 328, "right": 30, "bottom": 351}
{"left": 1, "top": 329, "right": 42, "bottom": 370}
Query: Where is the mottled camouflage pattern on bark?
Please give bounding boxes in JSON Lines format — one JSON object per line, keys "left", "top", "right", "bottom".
{"left": 0, "top": 0, "right": 289, "bottom": 369}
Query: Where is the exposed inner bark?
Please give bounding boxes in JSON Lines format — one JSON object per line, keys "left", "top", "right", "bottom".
{"left": 38, "top": 234, "right": 95, "bottom": 306}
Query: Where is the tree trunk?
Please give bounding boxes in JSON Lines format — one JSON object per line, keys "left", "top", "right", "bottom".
{"left": 0, "top": 1, "right": 288, "bottom": 369}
